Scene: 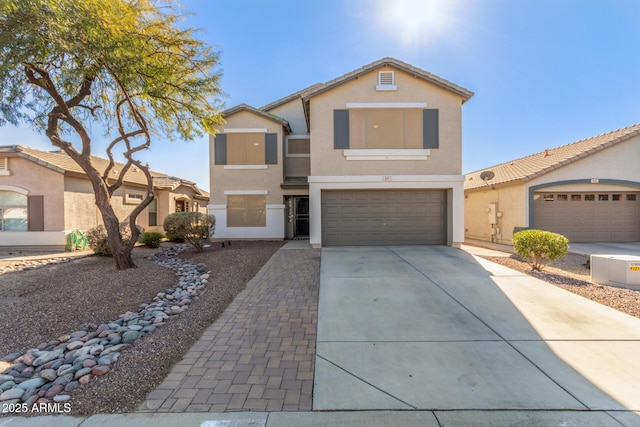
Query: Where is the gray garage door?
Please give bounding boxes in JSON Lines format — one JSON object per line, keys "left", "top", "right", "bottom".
{"left": 534, "top": 191, "right": 640, "bottom": 242}
{"left": 321, "top": 190, "right": 447, "bottom": 246}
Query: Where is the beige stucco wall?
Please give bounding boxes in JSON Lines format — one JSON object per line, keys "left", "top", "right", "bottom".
{"left": 64, "top": 176, "right": 150, "bottom": 232}
{"left": 465, "top": 134, "right": 640, "bottom": 245}
{"left": 267, "top": 98, "right": 308, "bottom": 134}
{"left": 309, "top": 67, "right": 465, "bottom": 177}
{"left": 210, "top": 111, "right": 285, "bottom": 205}
{"left": 0, "top": 157, "right": 65, "bottom": 231}
{"left": 464, "top": 183, "right": 525, "bottom": 245}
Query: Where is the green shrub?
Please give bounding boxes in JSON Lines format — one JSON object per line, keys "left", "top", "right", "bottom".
{"left": 512, "top": 229, "right": 569, "bottom": 271}
{"left": 85, "top": 223, "right": 139, "bottom": 256}
{"left": 163, "top": 212, "right": 215, "bottom": 252}
{"left": 141, "top": 231, "right": 163, "bottom": 248}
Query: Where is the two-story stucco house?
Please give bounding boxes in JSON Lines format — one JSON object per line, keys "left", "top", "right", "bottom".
{"left": 209, "top": 58, "right": 473, "bottom": 247}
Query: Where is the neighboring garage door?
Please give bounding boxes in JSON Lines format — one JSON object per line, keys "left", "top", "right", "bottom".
{"left": 534, "top": 191, "right": 640, "bottom": 242}
{"left": 321, "top": 189, "right": 447, "bottom": 246}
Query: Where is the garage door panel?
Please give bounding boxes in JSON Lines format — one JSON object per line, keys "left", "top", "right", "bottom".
{"left": 534, "top": 191, "right": 640, "bottom": 242}
{"left": 322, "top": 189, "right": 447, "bottom": 246}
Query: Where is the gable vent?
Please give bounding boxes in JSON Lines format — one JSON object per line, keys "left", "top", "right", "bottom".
{"left": 376, "top": 71, "right": 397, "bottom": 91}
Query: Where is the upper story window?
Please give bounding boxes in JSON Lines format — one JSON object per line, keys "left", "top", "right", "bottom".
{"left": 0, "top": 190, "right": 27, "bottom": 231}
{"left": 286, "top": 137, "right": 310, "bottom": 157}
{"left": 228, "top": 133, "right": 265, "bottom": 165}
{"left": 214, "top": 131, "right": 278, "bottom": 167}
{"left": 376, "top": 71, "right": 397, "bottom": 91}
{"left": 350, "top": 108, "right": 422, "bottom": 149}
{"left": 334, "top": 105, "right": 439, "bottom": 160}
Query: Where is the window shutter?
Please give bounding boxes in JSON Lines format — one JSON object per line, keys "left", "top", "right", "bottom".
{"left": 334, "top": 110, "right": 350, "bottom": 149}
{"left": 27, "top": 195, "right": 44, "bottom": 231}
{"left": 423, "top": 109, "right": 439, "bottom": 149}
{"left": 214, "top": 134, "right": 227, "bottom": 165}
{"left": 265, "top": 133, "right": 278, "bottom": 164}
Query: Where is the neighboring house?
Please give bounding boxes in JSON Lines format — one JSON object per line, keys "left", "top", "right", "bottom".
{"left": 464, "top": 124, "right": 640, "bottom": 245}
{"left": 0, "top": 145, "right": 208, "bottom": 248}
{"left": 209, "top": 57, "right": 474, "bottom": 247}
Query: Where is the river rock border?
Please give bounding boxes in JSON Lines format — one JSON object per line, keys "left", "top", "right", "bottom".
{"left": 0, "top": 245, "right": 209, "bottom": 412}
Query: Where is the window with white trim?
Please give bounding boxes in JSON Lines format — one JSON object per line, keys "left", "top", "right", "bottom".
{"left": 0, "top": 190, "right": 27, "bottom": 231}
{"left": 125, "top": 190, "right": 145, "bottom": 205}
{"left": 227, "top": 195, "right": 266, "bottom": 227}
{"left": 350, "top": 108, "right": 422, "bottom": 149}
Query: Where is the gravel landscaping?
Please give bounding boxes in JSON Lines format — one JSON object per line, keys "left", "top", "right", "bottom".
{"left": 0, "top": 240, "right": 282, "bottom": 416}
{"left": 479, "top": 251, "right": 640, "bottom": 319}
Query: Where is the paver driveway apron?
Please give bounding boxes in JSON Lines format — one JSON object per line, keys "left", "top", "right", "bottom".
{"left": 314, "top": 246, "right": 640, "bottom": 414}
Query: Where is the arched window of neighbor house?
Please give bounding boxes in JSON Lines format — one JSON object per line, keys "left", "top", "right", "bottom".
{"left": 0, "top": 190, "right": 28, "bottom": 231}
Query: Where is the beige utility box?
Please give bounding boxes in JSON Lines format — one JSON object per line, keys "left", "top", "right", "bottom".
{"left": 590, "top": 255, "right": 640, "bottom": 289}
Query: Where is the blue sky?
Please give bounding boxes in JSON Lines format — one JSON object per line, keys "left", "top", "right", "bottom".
{"left": 2, "top": 0, "right": 639, "bottom": 191}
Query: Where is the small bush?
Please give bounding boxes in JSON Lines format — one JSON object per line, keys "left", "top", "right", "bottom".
{"left": 85, "top": 223, "right": 139, "bottom": 256}
{"left": 163, "top": 212, "right": 215, "bottom": 252}
{"left": 141, "top": 231, "right": 163, "bottom": 248}
{"left": 512, "top": 229, "right": 569, "bottom": 271}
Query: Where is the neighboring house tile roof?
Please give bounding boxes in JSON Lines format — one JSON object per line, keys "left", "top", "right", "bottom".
{"left": 303, "top": 57, "right": 474, "bottom": 103}
{"left": 222, "top": 104, "right": 292, "bottom": 133}
{"left": 261, "top": 83, "right": 324, "bottom": 112}
{"left": 0, "top": 145, "right": 207, "bottom": 198}
{"left": 152, "top": 174, "right": 209, "bottom": 200}
{"left": 465, "top": 123, "right": 640, "bottom": 190}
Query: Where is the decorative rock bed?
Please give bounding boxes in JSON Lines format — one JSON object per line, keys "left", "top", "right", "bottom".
{"left": 0, "top": 245, "right": 208, "bottom": 412}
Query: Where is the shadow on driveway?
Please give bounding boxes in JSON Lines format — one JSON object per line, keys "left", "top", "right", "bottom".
{"left": 315, "top": 246, "right": 640, "bottom": 425}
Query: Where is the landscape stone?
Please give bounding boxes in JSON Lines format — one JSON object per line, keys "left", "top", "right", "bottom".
{"left": 53, "top": 394, "right": 71, "bottom": 402}
{"left": 0, "top": 381, "right": 16, "bottom": 391}
{"left": 78, "top": 374, "right": 92, "bottom": 385}
{"left": 91, "top": 365, "right": 110, "bottom": 376}
{"left": 39, "top": 369, "right": 57, "bottom": 381}
{"left": 66, "top": 340, "right": 84, "bottom": 351}
{"left": 0, "top": 352, "right": 22, "bottom": 363}
{"left": 0, "top": 388, "right": 24, "bottom": 401}
{"left": 33, "top": 349, "right": 63, "bottom": 367}
{"left": 121, "top": 330, "right": 141, "bottom": 344}
{"left": 74, "top": 367, "right": 92, "bottom": 379}
{"left": 64, "top": 381, "right": 79, "bottom": 393}
{"left": 15, "top": 377, "right": 46, "bottom": 390}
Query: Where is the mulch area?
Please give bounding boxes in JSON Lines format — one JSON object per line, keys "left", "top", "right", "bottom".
{"left": 0, "top": 240, "right": 284, "bottom": 416}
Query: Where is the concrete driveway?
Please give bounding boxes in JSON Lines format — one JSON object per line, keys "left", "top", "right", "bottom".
{"left": 314, "top": 246, "right": 640, "bottom": 424}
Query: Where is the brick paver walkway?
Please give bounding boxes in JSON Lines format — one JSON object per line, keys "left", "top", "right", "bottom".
{"left": 140, "top": 246, "right": 320, "bottom": 413}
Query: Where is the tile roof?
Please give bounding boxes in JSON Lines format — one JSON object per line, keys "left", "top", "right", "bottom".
{"left": 261, "top": 83, "right": 324, "bottom": 112}
{"left": 303, "top": 57, "right": 474, "bottom": 103}
{"left": 222, "top": 104, "right": 292, "bottom": 132}
{"left": 1, "top": 145, "right": 206, "bottom": 197}
{"left": 464, "top": 123, "right": 640, "bottom": 190}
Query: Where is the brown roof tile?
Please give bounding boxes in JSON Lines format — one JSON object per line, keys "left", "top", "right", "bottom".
{"left": 303, "top": 57, "right": 474, "bottom": 103}
{"left": 465, "top": 123, "right": 640, "bottom": 190}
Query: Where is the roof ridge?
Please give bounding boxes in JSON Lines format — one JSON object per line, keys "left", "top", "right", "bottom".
{"left": 466, "top": 122, "right": 640, "bottom": 176}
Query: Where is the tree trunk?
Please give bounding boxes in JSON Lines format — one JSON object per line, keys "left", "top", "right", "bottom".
{"left": 94, "top": 188, "right": 137, "bottom": 270}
